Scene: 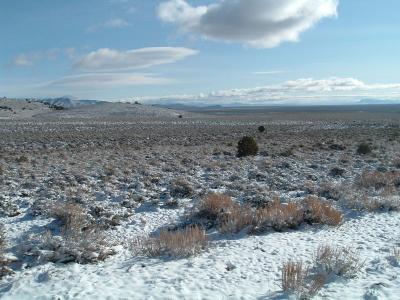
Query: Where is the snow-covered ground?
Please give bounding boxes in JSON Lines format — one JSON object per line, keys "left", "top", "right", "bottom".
{"left": 0, "top": 107, "right": 399, "bottom": 299}
{"left": 1, "top": 211, "right": 399, "bottom": 300}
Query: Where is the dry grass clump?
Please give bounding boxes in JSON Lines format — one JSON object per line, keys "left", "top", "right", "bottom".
{"left": 195, "top": 194, "right": 254, "bottom": 233}
{"left": 254, "top": 197, "right": 342, "bottom": 233}
{"left": 304, "top": 196, "right": 343, "bottom": 226}
{"left": 255, "top": 199, "right": 304, "bottom": 232}
{"left": 356, "top": 170, "right": 400, "bottom": 190}
{"left": 391, "top": 247, "right": 400, "bottom": 260}
{"left": 281, "top": 260, "right": 309, "bottom": 294}
{"left": 387, "top": 246, "right": 400, "bottom": 266}
{"left": 281, "top": 260, "right": 326, "bottom": 298}
{"left": 219, "top": 204, "right": 254, "bottom": 234}
{"left": 281, "top": 245, "right": 362, "bottom": 298}
{"left": 314, "top": 245, "right": 363, "bottom": 278}
{"left": 135, "top": 226, "right": 207, "bottom": 258}
{"left": 195, "top": 194, "right": 342, "bottom": 234}
{"left": 197, "top": 193, "right": 237, "bottom": 222}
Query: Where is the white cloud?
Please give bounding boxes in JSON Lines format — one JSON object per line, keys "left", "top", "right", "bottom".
{"left": 13, "top": 54, "right": 34, "bottom": 67}
{"left": 103, "top": 18, "right": 131, "bottom": 28}
{"left": 140, "top": 77, "right": 400, "bottom": 105}
{"left": 11, "top": 49, "right": 61, "bottom": 67}
{"left": 158, "top": 0, "right": 338, "bottom": 48}
{"left": 46, "top": 73, "right": 173, "bottom": 90}
{"left": 74, "top": 47, "right": 198, "bottom": 71}
{"left": 252, "top": 70, "right": 288, "bottom": 75}
{"left": 87, "top": 18, "right": 131, "bottom": 32}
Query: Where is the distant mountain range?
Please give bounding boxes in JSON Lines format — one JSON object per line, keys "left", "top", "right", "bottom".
{"left": 32, "top": 97, "right": 400, "bottom": 110}
{"left": 36, "top": 97, "right": 103, "bottom": 108}
{"left": 153, "top": 99, "right": 400, "bottom": 109}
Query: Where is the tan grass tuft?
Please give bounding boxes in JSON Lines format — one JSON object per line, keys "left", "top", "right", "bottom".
{"left": 304, "top": 196, "right": 343, "bottom": 226}
{"left": 137, "top": 226, "right": 208, "bottom": 258}
{"left": 281, "top": 260, "right": 309, "bottom": 294}
{"left": 315, "top": 245, "right": 363, "bottom": 278}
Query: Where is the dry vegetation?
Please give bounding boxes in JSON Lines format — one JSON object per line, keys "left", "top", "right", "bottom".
{"left": 281, "top": 260, "right": 309, "bottom": 295}
{"left": 281, "top": 245, "right": 363, "bottom": 298}
{"left": 193, "top": 193, "right": 343, "bottom": 235}
{"left": 0, "top": 224, "right": 13, "bottom": 278}
{"left": 133, "top": 226, "right": 207, "bottom": 258}
{"left": 24, "top": 202, "right": 115, "bottom": 264}
{"left": 314, "top": 245, "right": 364, "bottom": 278}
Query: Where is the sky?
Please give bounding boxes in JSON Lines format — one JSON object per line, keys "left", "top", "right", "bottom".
{"left": 1, "top": 0, "right": 400, "bottom": 105}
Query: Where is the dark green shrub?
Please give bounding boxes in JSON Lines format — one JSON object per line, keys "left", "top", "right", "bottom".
{"left": 330, "top": 167, "right": 345, "bottom": 177}
{"left": 258, "top": 126, "right": 266, "bottom": 133}
{"left": 237, "top": 136, "right": 259, "bottom": 157}
{"left": 357, "top": 143, "right": 372, "bottom": 155}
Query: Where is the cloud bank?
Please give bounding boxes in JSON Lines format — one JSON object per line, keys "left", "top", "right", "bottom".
{"left": 158, "top": 0, "right": 338, "bottom": 48}
{"left": 74, "top": 47, "right": 198, "bottom": 71}
{"left": 139, "top": 78, "right": 400, "bottom": 105}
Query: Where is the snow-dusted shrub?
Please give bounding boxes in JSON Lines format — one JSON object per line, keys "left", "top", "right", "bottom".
{"left": 237, "top": 136, "right": 258, "bottom": 157}
{"left": 15, "top": 154, "right": 29, "bottom": 163}
{"left": 317, "top": 181, "right": 344, "bottom": 201}
{"left": 169, "top": 178, "right": 194, "bottom": 198}
{"left": 135, "top": 226, "right": 207, "bottom": 258}
{"left": 0, "top": 224, "right": 13, "bottom": 278}
{"left": 0, "top": 196, "right": 20, "bottom": 217}
{"left": 50, "top": 202, "right": 88, "bottom": 229}
{"left": 0, "top": 225, "right": 5, "bottom": 253}
{"left": 304, "top": 196, "right": 343, "bottom": 226}
{"left": 34, "top": 226, "right": 114, "bottom": 264}
{"left": 27, "top": 202, "right": 115, "bottom": 264}
{"left": 393, "top": 158, "right": 400, "bottom": 169}
{"left": 346, "top": 194, "right": 400, "bottom": 212}
{"left": 314, "top": 245, "right": 363, "bottom": 278}
{"left": 356, "top": 170, "right": 400, "bottom": 190}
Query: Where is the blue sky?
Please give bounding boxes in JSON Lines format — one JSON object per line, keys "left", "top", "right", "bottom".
{"left": 1, "top": 0, "right": 400, "bottom": 104}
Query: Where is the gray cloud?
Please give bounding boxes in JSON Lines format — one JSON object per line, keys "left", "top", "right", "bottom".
{"left": 74, "top": 47, "right": 198, "bottom": 71}
{"left": 158, "top": 0, "right": 338, "bottom": 48}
